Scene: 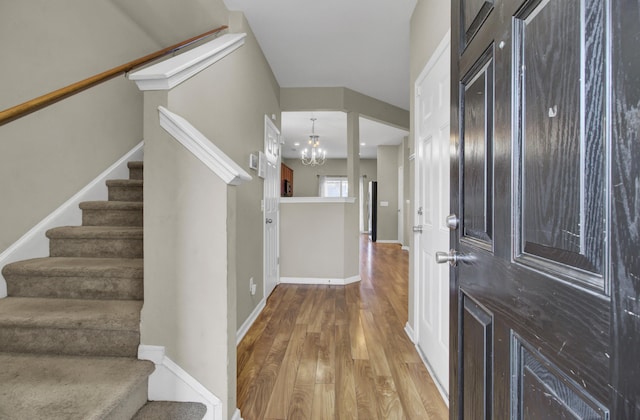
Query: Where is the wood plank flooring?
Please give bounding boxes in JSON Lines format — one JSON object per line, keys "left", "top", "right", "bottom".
{"left": 237, "top": 235, "right": 448, "bottom": 419}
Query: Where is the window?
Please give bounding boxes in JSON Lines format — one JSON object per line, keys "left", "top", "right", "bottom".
{"left": 319, "top": 176, "right": 349, "bottom": 198}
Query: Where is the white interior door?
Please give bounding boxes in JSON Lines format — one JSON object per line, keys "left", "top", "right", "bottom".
{"left": 264, "top": 116, "right": 280, "bottom": 299}
{"left": 414, "top": 34, "right": 450, "bottom": 398}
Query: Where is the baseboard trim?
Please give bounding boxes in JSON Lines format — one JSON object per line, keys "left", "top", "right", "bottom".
{"left": 401, "top": 246, "right": 410, "bottom": 252}
{"left": 236, "top": 297, "right": 266, "bottom": 346}
{"left": 404, "top": 322, "right": 416, "bottom": 343}
{"left": 412, "top": 342, "right": 450, "bottom": 407}
{"left": 232, "top": 408, "right": 244, "bottom": 420}
{"left": 279, "top": 275, "right": 360, "bottom": 286}
{"left": 375, "top": 240, "right": 401, "bottom": 244}
{"left": 0, "top": 142, "right": 144, "bottom": 298}
{"left": 138, "top": 345, "right": 223, "bottom": 420}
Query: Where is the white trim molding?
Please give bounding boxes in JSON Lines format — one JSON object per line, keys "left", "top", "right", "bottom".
{"left": 236, "top": 297, "right": 266, "bottom": 346}
{"left": 232, "top": 408, "right": 244, "bottom": 420}
{"left": 138, "top": 345, "right": 223, "bottom": 420}
{"left": 402, "top": 246, "right": 410, "bottom": 252}
{"left": 280, "top": 275, "right": 360, "bottom": 286}
{"left": 280, "top": 197, "right": 357, "bottom": 204}
{"left": 404, "top": 322, "right": 416, "bottom": 343}
{"left": 413, "top": 343, "right": 450, "bottom": 406}
{"left": 0, "top": 142, "right": 144, "bottom": 298}
{"left": 158, "top": 107, "right": 251, "bottom": 186}
{"left": 129, "top": 34, "right": 247, "bottom": 91}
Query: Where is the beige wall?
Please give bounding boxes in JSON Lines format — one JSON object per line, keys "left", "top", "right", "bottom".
{"left": 281, "top": 87, "right": 410, "bottom": 129}
{"left": 0, "top": 1, "right": 167, "bottom": 253}
{"left": 408, "top": 0, "right": 451, "bottom": 327}
{"left": 283, "top": 158, "right": 377, "bottom": 197}
{"left": 3, "top": 1, "right": 278, "bottom": 416}
{"left": 141, "top": 109, "right": 233, "bottom": 416}
{"left": 283, "top": 158, "right": 377, "bottom": 233}
{"left": 140, "top": 11, "right": 279, "bottom": 418}
{"left": 280, "top": 200, "right": 359, "bottom": 280}
{"left": 168, "top": 13, "right": 281, "bottom": 334}
{"left": 376, "top": 146, "right": 400, "bottom": 241}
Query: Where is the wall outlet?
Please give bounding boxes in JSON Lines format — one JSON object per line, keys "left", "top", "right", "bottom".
{"left": 249, "top": 277, "right": 257, "bottom": 296}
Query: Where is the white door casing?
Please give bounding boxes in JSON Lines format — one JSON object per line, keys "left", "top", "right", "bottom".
{"left": 413, "top": 32, "right": 451, "bottom": 400}
{"left": 398, "top": 166, "right": 404, "bottom": 246}
{"left": 264, "top": 116, "right": 280, "bottom": 299}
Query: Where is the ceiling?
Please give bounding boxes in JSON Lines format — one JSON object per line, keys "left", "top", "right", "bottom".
{"left": 222, "top": 0, "right": 417, "bottom": 110}
{"left": 281, "top": 112, "right": 408, "bottom": 159}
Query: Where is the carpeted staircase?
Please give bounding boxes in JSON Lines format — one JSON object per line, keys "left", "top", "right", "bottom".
{"left": 0, "top": 161, "right": 206, "bottom": 419}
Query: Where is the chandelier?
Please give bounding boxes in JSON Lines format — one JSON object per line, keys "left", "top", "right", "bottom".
{"left": 301, "top": 117, "right": 326, "bottom": 166}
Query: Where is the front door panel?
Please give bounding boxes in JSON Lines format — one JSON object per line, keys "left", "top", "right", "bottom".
{"left": 451, "top": 0, "right": 640, "bottom": 418}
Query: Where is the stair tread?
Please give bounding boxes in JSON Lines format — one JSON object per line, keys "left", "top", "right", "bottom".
{"left": 106, "top": 179, "right": 143, "bottom": 186}
{"left": 47, "top": 226, "right": 143, "bottom": 239}
{"left": 0, "top": 352, "right": 153, "bottom": 420}
{"left": 0, "top": 297, "right": 141, "bottom": 330}
{"left": 80, "top": 201, "right": 143, "bottom": 210}
{"left": 133, "top": 401, "right": 207, "bottom": 420}
{"left": 3, "top": 257, "right": 143, "bottom": 278}
{"left": 128, "top": 161, "right": 144, "bottom": 169}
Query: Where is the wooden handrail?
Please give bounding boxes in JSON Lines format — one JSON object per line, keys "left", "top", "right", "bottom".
{"left": 0, "top": 25, "right": 228, "bottom": 126}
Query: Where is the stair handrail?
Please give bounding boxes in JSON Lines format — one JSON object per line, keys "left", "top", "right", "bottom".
{"left": 0, "top": 25, "right": 228, "bottom": 127}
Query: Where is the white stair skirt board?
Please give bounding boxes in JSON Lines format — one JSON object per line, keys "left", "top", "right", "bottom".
{"left": 236, "top": 297, "right": 266, "bottom": 346}
{"left": 279, "top": 276, "right": 361, "bottom": 286}
{"left": 138, "top": 345, "right": 223, "bottom": 420}
{"left": 412, "top": 337, "right": 450, "bottom": 407}
{"left": 0, "top": 142, "right": 144, "bottom": 297}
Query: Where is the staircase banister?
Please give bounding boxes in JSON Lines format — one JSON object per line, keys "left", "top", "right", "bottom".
{"left": 0, "top": 26, "right": 228, "bottom": 127}
{"left": 158, "top": 106, "right": 252, "bottom": 186}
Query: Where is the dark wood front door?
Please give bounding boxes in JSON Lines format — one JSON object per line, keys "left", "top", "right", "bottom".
{"left": 450, "top": 0, "right": 640, "bottom": 418}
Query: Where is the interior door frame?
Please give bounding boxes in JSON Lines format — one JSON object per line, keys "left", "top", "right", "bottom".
{"left": 263, "top": 115, "right": 281, "bottom": 300}
{"left": 411, "top": 29, "right": 451, "bottom": 403}
{"left": 398, "top": 165, "right": 404, "bottom": 246}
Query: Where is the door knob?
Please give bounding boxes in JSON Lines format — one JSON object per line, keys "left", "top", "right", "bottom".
{"left": 266, "top": 218, "right": 273, "bottom": 224}
{"left": 446, "top": 214, "right": 459, "bottom": 230}
{"left": 435, "top": 249, "right": 458, "bottom": 266}
{"left": 413, "top": 225, "right": 423, "bottom": 233}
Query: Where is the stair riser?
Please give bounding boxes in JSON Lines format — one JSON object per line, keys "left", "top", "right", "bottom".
{"left": 106, "top": 378, "right": 149, "bottom": 420}
{"left": 50, "top": 239, "right": 143, "bottom": 258}
{"left": 6, "top": 276, "right": 143, "bottom": 300}
{"left": 82, "top": 209, "right": 143, "bottom": 227}
{"left": 129, "top": 167, "right": 143, "bottom": 180}
{"left": 108, "top": 186, "right": 143, "bottom": 202}
{"left": 0, "top": 328, "right": 139, "bottom": 357}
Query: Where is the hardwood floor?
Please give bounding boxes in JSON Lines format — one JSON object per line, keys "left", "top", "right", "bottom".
{"left": 237, "top": 235, "right": 448, "bottom": 419}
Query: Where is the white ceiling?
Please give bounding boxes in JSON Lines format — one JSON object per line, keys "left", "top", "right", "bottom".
{"left": 281, "top": 111, "right": 408, "bottom": 159}
{"left": 223, "top": 0, "right": 417, "bottom": 110}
